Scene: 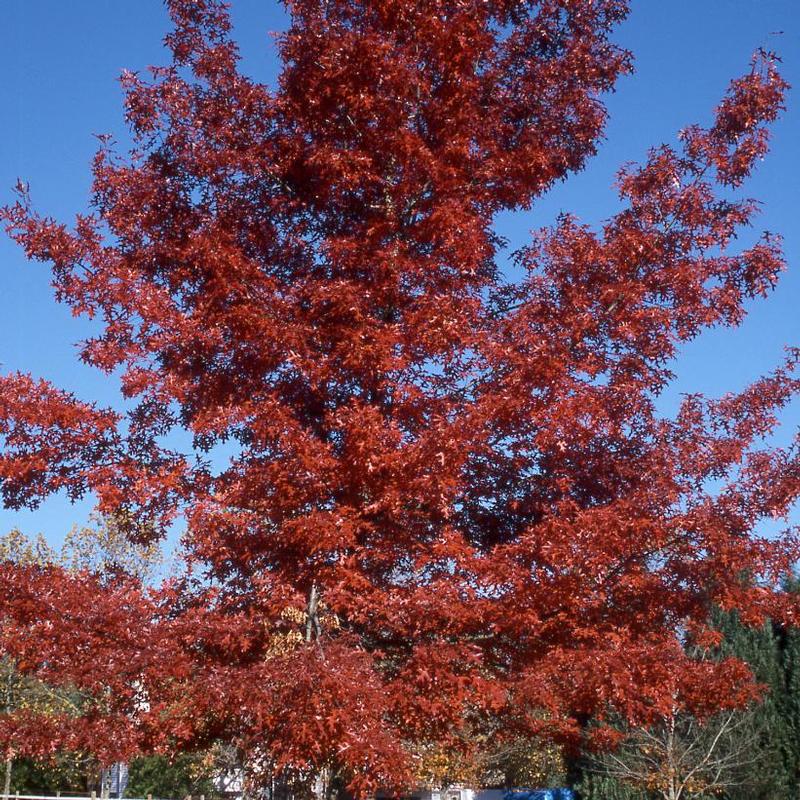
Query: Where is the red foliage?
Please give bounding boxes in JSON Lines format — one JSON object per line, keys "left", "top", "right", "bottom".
{"left": 1, "top": 0, "right": 797, "bottom": 793}
{"left": 0, "top": 562, "right": 159, "bottom": 764}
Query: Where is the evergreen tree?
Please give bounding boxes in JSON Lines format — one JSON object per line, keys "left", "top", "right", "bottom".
{"left": 577, "top": 772, "right": 639, "bottom": 800}
{"left": 711, "top": 609, "right": 792, "bottom": 800}
{"left": 775, "top": 577, "right": 800, "bottom": 796}
{"left": 125, "top": 754, "right": 219, "bottom": 799}
{"left": 1, "top": 754, "right": 95, "bottom": 795}
{"left": 578, "top": 598, "right": 800, "bottom": 800}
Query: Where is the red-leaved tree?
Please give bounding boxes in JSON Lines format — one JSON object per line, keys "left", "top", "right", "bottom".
{"left": 1, "top": 0, "right": 799, "bottom": 794}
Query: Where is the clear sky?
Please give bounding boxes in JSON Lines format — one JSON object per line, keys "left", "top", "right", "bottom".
{"left": 1, "top": 0, "right": 799, "bottom": 548}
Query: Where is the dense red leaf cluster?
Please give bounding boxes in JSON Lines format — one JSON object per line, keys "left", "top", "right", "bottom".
{"left": 1, "top": 0, "right": 798, "bottom": 793}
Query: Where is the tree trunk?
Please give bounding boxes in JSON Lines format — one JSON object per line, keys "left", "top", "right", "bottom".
{"left": 3, "top": 661, "right": 12, "bottom": 800}
{"left": 2, "top": 757, "right": 12, "bottom": 800}
{"left": 313, "top": 767, "right": 331, "bottom": 800}
{"left": 663, "top": 782, "right": 679, "bottom": 800}
{"left": 306, "top": 583, "right": 321, "bottom": 643}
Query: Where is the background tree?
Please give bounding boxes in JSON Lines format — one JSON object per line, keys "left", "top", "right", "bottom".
{"left": 588, "top": 709, "right": 761, "bottom": 800}
{"left": 125, "top": 752, "right": 219, "bottom": 800}
{"left": 1, "top": 658, "right": 93, "bottom": 797}
{"left": 577, "top": 594, "right": 800, "bottom": 800}
{"left": 0, "top": 526, "right": 163, "bottom": 791}
{"left": 483, "top": 736, "right": 567, "bottom": 790}
{"left": 709, "top": 604, "right": 800, "bottom": 800}
{"left": 0, "top": 753, "right": 96, "bottom": 797}
{"left": 61, "top": 512, "right": 163, "bottom": 583}
{"left": 0, "top": 529, "right": 79, "bottom": 798}
{"left": 1, "top": 0, "right": 799, "bottom": 795}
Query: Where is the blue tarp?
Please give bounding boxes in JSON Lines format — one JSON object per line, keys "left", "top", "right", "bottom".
{"left": 503, "top": 789, "right": 574, "bottom": 800}
{"left": 504, "top": 793, "right": 554, "bottom": 800}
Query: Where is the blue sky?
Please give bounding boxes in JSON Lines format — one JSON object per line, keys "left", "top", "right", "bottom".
{"left": 1, "top": 0, "right": 799, "bottom": 547}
